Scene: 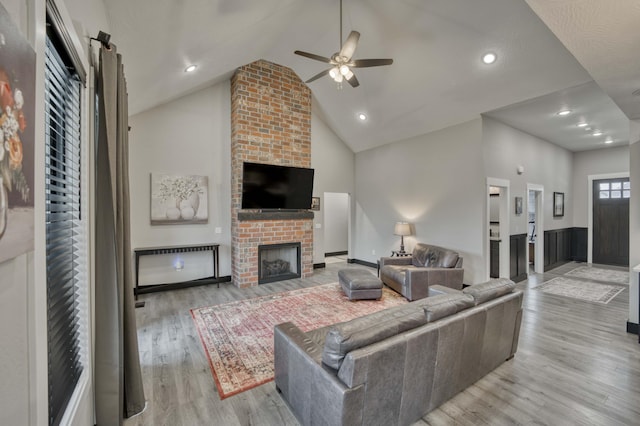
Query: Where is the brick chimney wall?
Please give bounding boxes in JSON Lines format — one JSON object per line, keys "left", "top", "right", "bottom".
{"left": 230, "top": 60, "right": 313, "bottom": 288}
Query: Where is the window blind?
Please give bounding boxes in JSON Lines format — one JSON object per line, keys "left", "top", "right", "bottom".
{"left": 44, "top": 31, "right": 83, "bottom": 426}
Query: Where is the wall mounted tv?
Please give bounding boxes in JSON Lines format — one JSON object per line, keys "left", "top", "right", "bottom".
{"left": 241, "top": 162, "right": 315, "bottom": 210}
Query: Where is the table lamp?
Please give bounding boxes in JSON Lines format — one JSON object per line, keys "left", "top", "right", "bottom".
{"left": 394, "top": 222, "right": 412, "bottom": 254}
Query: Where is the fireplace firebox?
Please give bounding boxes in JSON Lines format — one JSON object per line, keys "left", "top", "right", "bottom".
{"left": 258, "top": 242, "right": 301, "bottom": 284}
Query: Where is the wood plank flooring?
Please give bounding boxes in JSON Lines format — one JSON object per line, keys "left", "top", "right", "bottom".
{"left": 124, "top": 261, "right": 640, "bottom": 426}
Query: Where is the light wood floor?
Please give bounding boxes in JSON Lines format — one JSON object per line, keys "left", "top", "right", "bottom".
{"left": 124, "top": 260, "right": 640, "bottom": 426}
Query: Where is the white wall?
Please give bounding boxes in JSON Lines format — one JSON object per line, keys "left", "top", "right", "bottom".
{"left": 129, "top": 82, "right": 232, "bottom": 282}
{"left": 311, "top": 106, "right": 355, "bottom": 263}
{"left": 324, "top": 192, "right": 349, "bottom": 254}
{"left": 482, "top": 116, "right": 574, "bottom": 235}
{"left": 353, "top": 119, "right": 485, "bottom": 283}
{"left": 0, "top": 0, "right": 106, "bottom": 425}
{"left": 572, "top": 145, "right": 629, "bottom": 227}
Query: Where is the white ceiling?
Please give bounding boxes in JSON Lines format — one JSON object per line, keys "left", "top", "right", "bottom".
{"left": 101, "top": 0, "right": 632, "bottom": 153}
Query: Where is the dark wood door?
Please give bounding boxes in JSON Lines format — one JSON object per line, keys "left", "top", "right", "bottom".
{"left": 593, "top": 178, "right": 629, "bottom": 266}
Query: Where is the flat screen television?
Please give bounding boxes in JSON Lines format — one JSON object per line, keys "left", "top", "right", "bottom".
{"left": 241, "top": 162, "right": 315, "bottom": 210}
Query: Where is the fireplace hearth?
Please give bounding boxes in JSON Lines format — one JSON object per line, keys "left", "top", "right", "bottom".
{"left": 258, "top": 242, "right": 301, "bottom": 284}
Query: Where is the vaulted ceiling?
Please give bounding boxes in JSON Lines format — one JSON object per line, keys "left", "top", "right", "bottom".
{"left": 101, "top": 0, "right": 635, "bottom": 153}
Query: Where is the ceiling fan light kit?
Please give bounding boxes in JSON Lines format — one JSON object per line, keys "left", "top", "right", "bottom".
{"left": 294, "top": 0, "right": 393, "bottom": 89}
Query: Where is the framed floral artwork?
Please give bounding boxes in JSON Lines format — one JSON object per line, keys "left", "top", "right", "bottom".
{"left": 150, "top": 173, "right": 208, "bottom": 225}
{"left": 0, "top": 3, "right": 36, "bottom": 263}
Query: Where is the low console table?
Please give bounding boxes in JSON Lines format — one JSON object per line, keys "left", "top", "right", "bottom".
{"left": 134, "top": 243, "right": 220, "bottom": 297}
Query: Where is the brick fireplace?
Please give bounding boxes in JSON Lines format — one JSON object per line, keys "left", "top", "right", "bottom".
{"left": 230, "top": 60, "right": 313, "bottom": 288}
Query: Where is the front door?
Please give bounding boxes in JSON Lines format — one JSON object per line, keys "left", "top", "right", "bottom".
{"left": 593, "top": 178, "right": 630, "bottom": 266}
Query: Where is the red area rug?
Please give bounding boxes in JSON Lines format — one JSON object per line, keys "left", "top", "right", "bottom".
{"left": 191, "top": 282, "right": 406, "bottom": 399}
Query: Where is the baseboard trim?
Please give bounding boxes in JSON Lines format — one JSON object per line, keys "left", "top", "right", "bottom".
{"left": 135, "top": 275, "right": 231, "bottom": 295}
{"left": 627, "top": 321, "right": 638, "bottom": 335}
{"left": 325, "top": 251, "right": 347, "bottom": 257}
{"left": 510, "top": 273, "right": 528, "bottom": 284}
{"left": 313, "top": 263, "right": 326, "bottom": 269}
{"left": 349, "top": 259, "right": 377, "bottom": 269}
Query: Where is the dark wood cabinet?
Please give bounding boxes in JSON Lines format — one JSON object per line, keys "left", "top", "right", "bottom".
{"left": 490, "top": 240, "right": 500, "bottom": 278}
{"left": 509, "top": 234, "right": 527, "bottom": 283}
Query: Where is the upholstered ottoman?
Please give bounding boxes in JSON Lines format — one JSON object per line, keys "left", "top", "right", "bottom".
{"left": 338, "top": 269, "right": 383, "bottom": 301}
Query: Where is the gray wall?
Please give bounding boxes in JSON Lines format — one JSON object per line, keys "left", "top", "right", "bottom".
{"left": 353, "top": 119, "right": 486, "bottom": 283}
{"left": 311, "top": 107, "right": 355, "bottom": 263}
{"left": 572, "top": 145, "right": 629, "bottom": 227}
{"left": 482, "top": 116, "right": 574, "bottom": 235}
{"left": 129, "top": 83, "right": 232, "bottom": 281}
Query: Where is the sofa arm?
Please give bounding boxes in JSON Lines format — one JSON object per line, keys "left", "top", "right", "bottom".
{"left": 404, "top": 267, "right": 464, "bottom": 300}
{"left": 379, "top": 256, "right": 412, "bottom": 268}
{"left": 274, "top": 322, "right": 365, "bottom": 425}
{"left": 274, "top": 322, "right": 323, "bottom": 399}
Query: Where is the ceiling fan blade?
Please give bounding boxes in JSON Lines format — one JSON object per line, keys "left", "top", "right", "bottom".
{"left": 294, "top": 50, "right": 332, "bottom": 63}
{"left": 351, "top": 58, "right": 394, "bottom": 68}
{"left": 305, "top": 68, "right": 332, "bottom": 83}
{"left": 339, "top": 31, "right": 360, "bottom": 60}
{"left": 346, "top": 73, "right": 360, "bottom": 88}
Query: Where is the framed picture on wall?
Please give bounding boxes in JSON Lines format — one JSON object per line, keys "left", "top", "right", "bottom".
{"left": 515, "top": 197, "right": 523, "bottom": 215}
{"left": 150, "top": 173, "right": 209, "bottom": 224}
{"left": 553, "top": 192, "right": 564, "bottom": 217}
{"left": 311, "top": 197, "right": 320, "bottom": 211}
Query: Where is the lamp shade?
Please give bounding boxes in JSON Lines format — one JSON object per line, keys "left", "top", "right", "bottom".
{"left": 394, "top": 222, "right": 412, "bottom": 236}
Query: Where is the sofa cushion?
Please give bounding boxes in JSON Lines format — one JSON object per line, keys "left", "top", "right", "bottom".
{"left": 421, "top": 292, "right": 475, "bottom": 322}
{"left": 411, "top": 243, "right": 459, "bottom": 268}
{"left": 322, "top": 303, "right": 428, "bottom": 370}
{"left": 463, "top": 278, "right": 515, "bottom": 305}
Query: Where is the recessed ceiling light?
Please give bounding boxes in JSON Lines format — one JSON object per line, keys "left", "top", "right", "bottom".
{"left": 592, "top": 131, "right": 603, "bottom": 136}
{"left": 358, "top": 113, "right": 367, "bottom": 121}
{"left": 184, "top": 64, "right": 198, "bottom": 73}
{"left": 481, "top": 52, "right": 497, "bottom": 64}
{"left": 605, "top": 138, "right": 613, "bottom": 144}
{"left": 557, "top": 109, "right": 571, "bottom": 116}
{"left": 577, "top": 122, "right": 588, "bottom": 127}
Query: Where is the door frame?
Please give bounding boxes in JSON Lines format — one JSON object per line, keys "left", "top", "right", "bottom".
{"left": 486, "top": 178, "right": 510, "bottom": 281}
{"left": 526, "top": 184, "right": 544, "bottom": 274}
{"left": 322, "top": 191, "right": 352, "bottom": 260}
{"left": 588, "top": 172, "right": 629, "bottom": 263}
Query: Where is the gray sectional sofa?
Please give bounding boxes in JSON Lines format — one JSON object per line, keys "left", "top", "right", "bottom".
{"left": 274, "top": 278, "right": 522, "bottom": 426}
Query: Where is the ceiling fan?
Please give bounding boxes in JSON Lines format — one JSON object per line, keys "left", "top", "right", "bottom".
{"left": 294, "top": 0, "right": 393, "bottom": 88}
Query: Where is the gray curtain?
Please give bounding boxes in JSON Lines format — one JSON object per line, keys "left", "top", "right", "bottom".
{"left": 95, "top": 43, "right": 145, "bottom": 425}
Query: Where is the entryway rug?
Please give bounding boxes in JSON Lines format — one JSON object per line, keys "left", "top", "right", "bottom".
{"left": 533, "top": 277, "right": 624, "bottom": 304}
{"left": 191, "top": 282, "right": 406, "bottom": 399}
{"left": 564, "top": 266, "right": 629, "bottom": 284}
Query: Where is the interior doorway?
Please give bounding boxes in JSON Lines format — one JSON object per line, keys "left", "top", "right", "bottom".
{"left": 323, "top": 192, "right": 350, "bottom": 261}
{"left": 526, "top": 184, "right": 544, "bottom": 275}
{"left": 486, "top": 178, "right": 510, "bottom": 280}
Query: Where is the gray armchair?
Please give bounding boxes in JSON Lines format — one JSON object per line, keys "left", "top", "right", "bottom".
{"left": 380, "top": 243, "right": 464, "bottom": 300}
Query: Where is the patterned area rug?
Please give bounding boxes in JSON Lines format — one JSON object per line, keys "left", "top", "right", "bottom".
{"left": 564, "top": 266, "right": 629, "bottom": 284}
{"left": 191, "top": 282, "right": 406, "bottom": 399}
{"left": 533, "top": 277, "right": 624, "bottom": 304}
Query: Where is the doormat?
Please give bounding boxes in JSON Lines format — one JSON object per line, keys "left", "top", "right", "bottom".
{"left": 191, "top": 282, "right": 406, "bottom": 399}
{"left": 533, "top": 277, "right": 624, "bottom": 304}
{"left": 564, "top": 266, "right": 629, "bottom": 285}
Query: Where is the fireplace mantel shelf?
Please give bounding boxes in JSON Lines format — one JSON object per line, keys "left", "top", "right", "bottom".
{"left": 238, "top": 210, "right": 314, "bottom": 221}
